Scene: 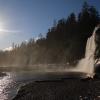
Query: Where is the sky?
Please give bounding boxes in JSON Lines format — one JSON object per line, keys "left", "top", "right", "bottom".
{"left": 0, "top": 0, "right": 100, "bottom": 50}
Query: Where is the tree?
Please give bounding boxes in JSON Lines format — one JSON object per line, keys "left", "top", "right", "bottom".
{"left": 78, "top": 2, "right": 100, "bottom": 37}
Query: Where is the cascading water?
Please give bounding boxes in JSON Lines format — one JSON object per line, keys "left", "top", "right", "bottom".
{"left": 72, "top": 26, "right": 99, "bottom": 77}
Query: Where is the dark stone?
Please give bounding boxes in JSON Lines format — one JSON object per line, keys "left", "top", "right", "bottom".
{"left": 94, "top": 64, "right": 100, "bottom": 74}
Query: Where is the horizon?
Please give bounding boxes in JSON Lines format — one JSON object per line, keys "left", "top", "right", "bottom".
{"left": 0, "top": 0, "right": 100, "bottom": 50}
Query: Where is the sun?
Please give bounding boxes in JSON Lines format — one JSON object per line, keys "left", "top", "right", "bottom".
{"left": 0, "top": 29, "right": 4, "bottom": 32}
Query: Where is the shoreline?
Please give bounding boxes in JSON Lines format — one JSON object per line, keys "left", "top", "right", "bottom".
{"left": 13, "top": 77, "right": 100, "bottom": 100}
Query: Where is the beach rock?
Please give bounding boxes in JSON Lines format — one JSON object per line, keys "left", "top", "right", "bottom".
{"left": 13, "top": 78, "right": 100, "bottom": 100}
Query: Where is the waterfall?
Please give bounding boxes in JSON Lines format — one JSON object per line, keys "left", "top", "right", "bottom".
{"left": 71, "top": 26, "right": 99, "bottom": 77}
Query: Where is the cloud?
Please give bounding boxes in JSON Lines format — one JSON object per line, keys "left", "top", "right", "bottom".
{"left": 34, "top": 37, "right": 40, "bottom": 42}
{"left": 0, "top": 29, "right": 20, "bottom": 38}
{"left": 25, "top": 40, "right": 28, "bottom": 42}
{"left": 3, "top": 46, "right": 13, "bottom": 51}
{"left": 0, "top": 29, "right": 20, "bottom": 33}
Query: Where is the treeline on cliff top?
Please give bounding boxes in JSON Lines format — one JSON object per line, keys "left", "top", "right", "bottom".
{"left": 0, "top": 2, "right": 100, "bottom": 66}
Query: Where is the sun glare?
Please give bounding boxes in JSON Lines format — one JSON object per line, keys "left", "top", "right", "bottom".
{"left": 0, "top": 23, "right": 5, "bottom": 33}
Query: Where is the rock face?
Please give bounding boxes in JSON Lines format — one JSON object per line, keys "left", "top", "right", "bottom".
{"left": 13, "top": 78, "right": 100, "bottom": 100}
{"left": 94, "top": 64, "right": 100, "bottom": 79}
{"left": 94, "top": 64, "right": 100, "bottom": 73}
